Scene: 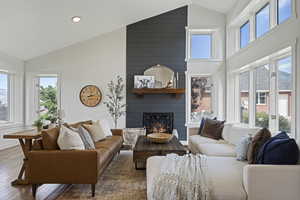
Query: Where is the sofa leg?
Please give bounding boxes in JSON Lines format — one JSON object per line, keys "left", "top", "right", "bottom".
{"left": 91, "top": 184, "right": 96, "bottom": 197}
{"left": 32, "top": 184, "right": 38, "bottom": 197}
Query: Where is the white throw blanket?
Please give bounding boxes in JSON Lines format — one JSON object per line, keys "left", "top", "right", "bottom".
{"left": 151, "top": 154, "right": 210, "bottom": 200}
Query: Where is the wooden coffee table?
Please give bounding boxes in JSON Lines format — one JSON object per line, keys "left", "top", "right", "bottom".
{"left": 133, "top": 135, "right": 187, "bottom": 169}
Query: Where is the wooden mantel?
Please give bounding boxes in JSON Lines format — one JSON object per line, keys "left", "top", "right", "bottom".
{"left": 132, "top": 88, "right": 185, "bottom": 98}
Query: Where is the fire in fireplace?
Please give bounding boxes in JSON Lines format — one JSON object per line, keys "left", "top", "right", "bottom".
{"left": 143, "top": 112, "right": 174, "bottom": 135}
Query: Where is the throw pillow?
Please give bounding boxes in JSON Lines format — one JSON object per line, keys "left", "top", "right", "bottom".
{"left": 198, "top": 117, "right": 217, "bottom": 135}
{"left": 236, "top": 136, "right": 252, "bottom": 161}
{"left": 247, "top": 128, "right": 271, "bottom": 164}
{"left": 200, "top": 118, "right": 225, "bottom": 140}
{"left": 41, "top": 127, "right": 60, "bottom": 150}
{"left": 57, "top": 125, "right": 85, "bottom": 150}
{"left": 256, "top": 132, "right": 299, "bottom": 165}
{"left": 71, "top": 126, "right": 95, "bottom": 150}
{"left": 83, "top": 121, "right": 106, "bottom": 142}
{"left": 98, "top": 119, "right": 113, "bottom": 137}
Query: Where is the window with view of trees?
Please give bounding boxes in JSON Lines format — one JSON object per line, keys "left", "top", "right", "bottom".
{"left": 255, "top": 65, "right": 270, "bottom": 128}
{"left": 277, "top": 0, "right": 292, "bottom": 24}
{"left": 38, "top": 76, "right": 58, "bottom": 124}
{"left": 256, "top": 3, "right": 270, "bottom": 38}
{"left": 239, "top": 71, "right": 250, "bottom": 124}
{"left": 190, "top": 76, "right": 213, "bottom": 122}
{"left": 0, "top": 73, "right": 9, "bottom": 122}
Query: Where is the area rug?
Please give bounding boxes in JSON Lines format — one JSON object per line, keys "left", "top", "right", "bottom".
{"left": 57, "top": 151, "right": 147, "bottom": 200}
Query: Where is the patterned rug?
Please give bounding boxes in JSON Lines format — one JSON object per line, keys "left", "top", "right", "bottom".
{"left": 57, "top": 151, "right": 147, "bottom": 200}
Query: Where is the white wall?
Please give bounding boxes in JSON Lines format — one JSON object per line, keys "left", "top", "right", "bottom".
{"left": 0, "top": 51, "right": 24, "bottom": 149}
{"left": 25, "top": 28, "right": 126, "bottom": 129}
{"left": 226, "top": 0, "right": 300, "bottom": 139}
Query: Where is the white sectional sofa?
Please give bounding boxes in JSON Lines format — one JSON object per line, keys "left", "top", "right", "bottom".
{"left": 147, "top": 124, "right": 300, "bottom": 200}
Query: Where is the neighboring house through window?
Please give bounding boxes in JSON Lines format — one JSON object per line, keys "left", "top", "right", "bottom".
{"left": 0, "top": 73, "right": 9, "bottom": 122}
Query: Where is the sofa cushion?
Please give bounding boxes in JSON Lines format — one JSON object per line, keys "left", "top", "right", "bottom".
{"left": 223, "top": 125, "right": 260, "bottom": 146}
{"left": 147, "top": 156, "right": 247, "bottom": 200}
{"left": 188, "top": 135, "right": 221, "bottom": 154}
{"left": 83, "top": 121, "right": 106, "bottom": 142}
{"left": 247, "top": 128, "right": 271, "bottom": 164}
{"left": 94, "top": 135, "right": 123, "bottom": 153}
{"left": 42, "top": 127, "right": 60, "bottom": 150}
{"left": 71, "top": 126, "right": 95, "bottom": 150}
{"left": 256, "top": 132, "right": 299, "bottom": 165}
{"left": 57, "top": 126, "right": 85, "bottom": 150}
{"left": 95, "top": 147, "right": 113, "bottom": 174}
{"left": 197, "top": 143, "right": 236, "bottom": 157}
{"left": 201, "top": 119, "right": 225, "bottom": 140}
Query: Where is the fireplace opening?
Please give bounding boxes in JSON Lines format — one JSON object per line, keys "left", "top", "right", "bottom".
{"left": 143, "top": 112, "right": 174, "bottom": 135}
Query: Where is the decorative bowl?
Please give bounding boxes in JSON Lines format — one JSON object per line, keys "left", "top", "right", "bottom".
{"left": 147, "top": 133, "right": 173, "bottom": 144}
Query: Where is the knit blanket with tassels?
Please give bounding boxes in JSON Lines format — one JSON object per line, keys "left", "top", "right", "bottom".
{"left": 151, "top": 154, "right": 210, "bottom": 200}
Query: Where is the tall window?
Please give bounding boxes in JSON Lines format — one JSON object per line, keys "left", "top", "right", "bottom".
{"left": 277, "top": 0, "right": 292, "bottom": 24}
{"left": 256, "top": 3, "right": 270, "bottom": 38}
{"left": 0, "top": 73, "right": 9, "bottom": 122}
{"left": 277, "top": 56, "right": 292, "bottom": 133}
{"left": 191, "top": 34, "right": 212, "bottom": 59}
{"left": 38, "top": 76, "right": 58, "bottom": 123}
{"left": 190, "top": 76, "right": 213, "bottom": 122}
{"left": 255, "top": 65, "right": 270, "bottom": 128}
{"left": 239, "top": 71, "right": 250, "bottom": 124}
{"left": 240, "top": 21, "right": 250, "bottom": 48}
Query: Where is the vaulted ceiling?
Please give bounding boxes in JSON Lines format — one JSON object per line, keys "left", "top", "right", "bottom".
{"left": 0, "top": 0, "right": 237, "bottom": 60}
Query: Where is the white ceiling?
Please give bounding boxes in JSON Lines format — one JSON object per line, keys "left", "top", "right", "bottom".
{"left": 0, "top": 0, "right": 237, "bottom": 60}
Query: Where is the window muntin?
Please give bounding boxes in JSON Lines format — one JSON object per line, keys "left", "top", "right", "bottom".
{"left": 0, "top": 73, "right": 9, "bottom": 122}
{"left": 190, "top": 34, "right": 212, "bottom": 59}
{"left": 277, "top": 0, "right": 292, "bottom": 24}
{"left": 277, "top": 56, "right": 292, "bottom": 133}
{"left": 239, "top": 71, "right": 250, "bottom": 124}
{"left": 190, "top": 76, "right": 213, "bottom": 122}
{"left": 256, "top": 3, "right": 270, "bottom": 38}
{"left": 255, "top": 65, "right": 270, "bottom": 128}
{"left": 38, "top": 76, "right": 58, "bottom": 123}
{"left": 240, "top": 21, "right": 250, "bottom": 48}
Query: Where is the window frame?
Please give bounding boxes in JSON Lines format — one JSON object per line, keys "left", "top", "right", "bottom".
{"left": 0, "top": 72, "right": 10, "bottom": 123}
{"left": 255, "top": 3, "right": 271, "bottom": 39}
{"left": 240, "top": 20, "right": 250, "bottom": 48}
{"left": 256, "top": 91, "right": 267, "bottom": 105}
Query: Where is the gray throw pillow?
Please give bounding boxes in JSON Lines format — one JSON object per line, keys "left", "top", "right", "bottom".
{"left": 71, "top": 126, "right": 95, "bottom": 150}
{"left": 236, "top": 136, "right": 252, "bottom": 161}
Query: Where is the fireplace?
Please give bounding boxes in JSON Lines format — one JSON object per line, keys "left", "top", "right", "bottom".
{"left": 143, "top": 112, "right": 174, "bottom": 135}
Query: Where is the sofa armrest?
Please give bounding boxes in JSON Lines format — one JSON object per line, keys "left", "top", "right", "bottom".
{"left": 111, "top": 129, "right": 123, "bottom": 136}
{"left": 243, "top": 164, "right": 300, "bottom": 200}
{"left": 28, "top": 150, "right": 98, "bottom": 184}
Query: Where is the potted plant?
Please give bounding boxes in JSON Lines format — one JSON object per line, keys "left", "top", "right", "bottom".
{"left": 33, "top": 117, "right": 44, "bottom": 132}
{"left": 104, "top": 76, "right": 126, "bottom": 129}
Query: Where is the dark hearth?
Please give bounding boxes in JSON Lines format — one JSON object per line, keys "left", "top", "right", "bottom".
{"left": 143, "top": 112, "right": 174, "bottom": 135}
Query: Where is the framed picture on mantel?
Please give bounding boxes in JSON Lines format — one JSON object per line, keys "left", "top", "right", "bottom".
{"left": 134, "top": 75, "right": 155, "bottom": 89}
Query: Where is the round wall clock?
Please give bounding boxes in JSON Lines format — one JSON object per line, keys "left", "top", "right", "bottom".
{"left": 79, "top": 85, "right": 102, "bottom": 107}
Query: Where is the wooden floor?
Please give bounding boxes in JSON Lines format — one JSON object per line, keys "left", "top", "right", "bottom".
{"left": 0, "top": 146, "right": 68, "bottom": 200}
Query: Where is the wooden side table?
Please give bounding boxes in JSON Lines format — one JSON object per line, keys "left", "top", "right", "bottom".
{"left": 3, "top": 130, "right": 41, "bottom": 186}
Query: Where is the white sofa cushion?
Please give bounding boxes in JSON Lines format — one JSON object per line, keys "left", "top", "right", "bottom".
{"left": 223, "top": 125, "right": 260, "bottom": 146}
{"left": 197, "top": 143, "right": 236, "bottom": 157}
{"left": 147, "top": 156, "right": 247, "bottom": 200}
{"left": 189, "top": 135, "right": 222, "bottom": 154}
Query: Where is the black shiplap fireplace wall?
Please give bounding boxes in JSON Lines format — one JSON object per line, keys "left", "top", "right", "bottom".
{"left": 126, "top": 6, "right": 187, "bottom": 140}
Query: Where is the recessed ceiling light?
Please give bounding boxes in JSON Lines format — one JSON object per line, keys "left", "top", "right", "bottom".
{"left": 71, "top": 16, "right": 81, "bottom": 23}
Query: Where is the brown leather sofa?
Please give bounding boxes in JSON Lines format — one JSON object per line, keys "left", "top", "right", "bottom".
{"left": 28, "top": 121, "right": 123, "bottom": 197}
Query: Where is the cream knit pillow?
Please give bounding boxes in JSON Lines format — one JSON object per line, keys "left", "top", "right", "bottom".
{"left": 83, "top": 121, "right": 106, "bottom": 142}
{"left": 57, "top": 125, "right": 85, "bottom": 150}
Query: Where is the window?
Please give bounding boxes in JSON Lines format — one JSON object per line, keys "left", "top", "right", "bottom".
{"left": 239, "top": 71, "right": 250, "bottom": 124}
{"left": 38, "top": 76, "right": 58, "bottom": 123}
{"left": 277, "top": 0, "right": 292, "bottom": 24}
{"left": 190, "top": 34, "right": 212, "bottom": 59}
{"left": 255, "top": 65, "right": 270, "bottom": 128}
{"left": 190, "top": 76, "right": 213, "bottom": 122}
{"left": 0, "top": 73, "right": 9, "bottom": 122}
{"left": 256, "top": 3, "right": 270, "bottom": 38}
{"left": 240, "top": 21, "right": 250, "bottom": 48}
{"left": 277, "top": 56, "right": 292, "bottom": 133}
